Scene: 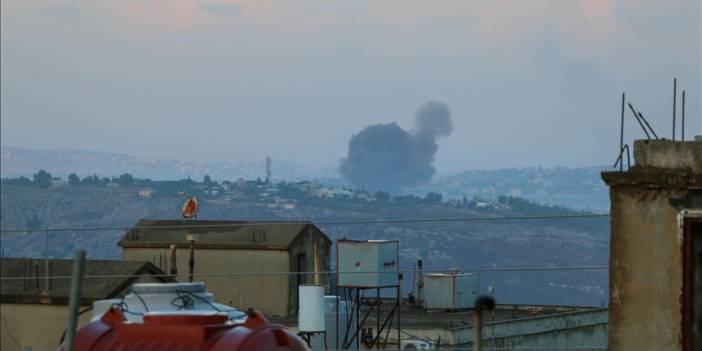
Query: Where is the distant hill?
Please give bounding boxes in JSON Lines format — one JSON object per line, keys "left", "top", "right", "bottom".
{"left": 0, "top": 145, "right": 338, "bottom": 181}
{"left": 409, "top": 166, "right": 611, "bottom": 212}
{"left": 0, "top": 179, "right": 609, "bottom": 307}
{"left": 1, "top": 145, "right": 610, "bottom": 211}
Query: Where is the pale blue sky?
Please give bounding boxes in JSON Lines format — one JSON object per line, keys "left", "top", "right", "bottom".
{"left": 1, "top": 0, "right": 700, "bottom": 173}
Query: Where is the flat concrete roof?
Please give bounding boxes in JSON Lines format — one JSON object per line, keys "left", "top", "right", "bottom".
{"left": 270, "top": 303, "right": 598, "bottom": 329}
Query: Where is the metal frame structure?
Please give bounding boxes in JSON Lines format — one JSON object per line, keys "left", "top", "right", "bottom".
{"left": 335, "top": 240, "right": 401, "bottom": 350}
{"left": 297, "top": 331, "right": 327, "bottom": 349}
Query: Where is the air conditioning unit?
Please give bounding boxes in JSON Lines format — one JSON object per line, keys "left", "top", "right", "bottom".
{"left": 400, "top": 340, "right": 435, "bottom": 351}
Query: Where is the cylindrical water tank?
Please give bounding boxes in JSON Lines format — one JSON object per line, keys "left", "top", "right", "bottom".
{"left": 58, "top": 307, "right": 308, "bottom": 351}
{"left": 298, "top": 284, "right": 325, "bottom": 332}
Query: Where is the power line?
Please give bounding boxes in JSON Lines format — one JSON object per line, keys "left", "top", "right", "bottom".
{"left": 0, "top": 313, "right": 22, "bottom": 351}
{"left": 0, "top": 265, "right": 608, "bottom": 281}
{"left": 320, "top": 348, "right": 607, "bottom": 351}
{"left": 0, "top": 214, "right": 609, "bottom": 234}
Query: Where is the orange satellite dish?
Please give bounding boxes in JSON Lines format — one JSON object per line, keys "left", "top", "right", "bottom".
{"left": 182, "top": 197, "right": 199, "bottom": 219}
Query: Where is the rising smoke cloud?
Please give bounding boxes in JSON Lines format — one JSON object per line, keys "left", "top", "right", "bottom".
{"left": 340, "top": 101, "right": 453, "bottom": 193}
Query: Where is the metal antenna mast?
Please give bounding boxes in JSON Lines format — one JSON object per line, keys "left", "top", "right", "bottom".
{"left": 265, "top": 157, "right": 272, "bottom": 184}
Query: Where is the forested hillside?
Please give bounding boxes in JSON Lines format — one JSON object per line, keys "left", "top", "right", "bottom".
{"left": 0, "top": 174, "right": 609, "bottom": 306}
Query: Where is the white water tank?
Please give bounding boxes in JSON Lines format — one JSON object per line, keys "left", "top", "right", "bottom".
{"left": 92, "top": 282, "right": 246, "bottom": 322}
{"left": 298, "top": 285, "right": 325, "bottom": 332}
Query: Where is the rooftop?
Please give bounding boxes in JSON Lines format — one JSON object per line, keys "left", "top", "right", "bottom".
{"left": 270, "top": 300, "right": 598, "bottom": 329}
{"left": 0, "top": 257, "right": 174, "bottom": 305}
{"left": 602, "top": 139, "right": 702, "bottom": 187}
{"left": 118, "top": 219, "right": 329, "bottom": 250}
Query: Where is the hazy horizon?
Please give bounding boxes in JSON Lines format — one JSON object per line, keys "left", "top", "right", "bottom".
{"left": 2, "top": 1, "right": 700, "bottom": 175}
{"left": 1, "top": 143, "right": 613, "bottom": 179}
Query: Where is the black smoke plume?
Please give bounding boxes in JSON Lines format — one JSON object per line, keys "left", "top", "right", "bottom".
{"left": 340, "top": 101, "right": 453, "bottom": 193}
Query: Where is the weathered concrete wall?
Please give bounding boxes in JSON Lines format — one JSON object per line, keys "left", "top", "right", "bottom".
{"left": 603, "top": 139, "right": 702, "bottom": 350}
{"left": 633, "top": 140, "right": 702, "bottom": 172}
{"left": 607, "top": 187, "right": 687, "bottom": 351}
{"left": 123, "top": 248, "right": 290, "bottom": 316}
{"left": 452, "top": 308, "right": 608, "bottom": 349}
{"left": 0, "top": 274, "right": 163, "bottom": 351}
{"left": 0, "top": 303, "right": 93, "bottom": 351}
{"left": 341, "top": 309, "right": 607, "bottom": 349}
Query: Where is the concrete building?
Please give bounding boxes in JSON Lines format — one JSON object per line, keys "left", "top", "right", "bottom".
{"left": 602, "top": 139, "right": 702, "bottom": 351}
{"left": 118, "top": 219, "right": 332, "bottom": 317}
{"left": 450, "top": 308, "right": 607, "bottom": 350}
{"left": 0, "top": 257, "right": 173, "bottom": 351}
{"left": 273, "top": 303, "right": 607, "bottom": 349}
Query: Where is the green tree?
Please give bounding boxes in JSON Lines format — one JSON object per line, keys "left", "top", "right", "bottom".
{"left": 424, "top": 192, "right": 443, "bottom": 205}
{"left": 68, "top": 173, "right": 81, "bottom": 186}
{"left": 203, "top": 175, "right": 214, "bottom": 187}
{"left": 3, "top": 176, "right": 32, "bottom": 186}
{"left": 32, "top": 169, "right": 52, "bottom": 189}
{"left": 117, "top": 173, "right": 134, "bottom": 187}
{"left": 375, "top": 191, "right": 391, "bottom": 203}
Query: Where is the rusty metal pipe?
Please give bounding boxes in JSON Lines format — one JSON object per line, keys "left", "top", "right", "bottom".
{"left": 672, "top": 78, "right": 677, "bottom": 141}
{"left": 187, "top": 235, "right": 198, "bottom": 282}
{"left": 473, "top": 295, "right": 495, "bottom": 351}
{"left": 169, "top": 244, "right": 178, "bottom": 278}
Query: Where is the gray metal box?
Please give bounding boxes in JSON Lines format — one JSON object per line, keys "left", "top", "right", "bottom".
{"left": 337, "top": 240, "right": 399, "bottom": 287}
{"left": 424, "top": 273, "right": 479, "bottom": 309}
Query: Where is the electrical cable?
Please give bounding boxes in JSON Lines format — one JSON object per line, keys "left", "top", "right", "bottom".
{"left": 59, "top": 307, "right": 93, "bottom": 344}
{"left": 131, "top": 289, "right": 149, "bottom": 312}
{"left": 173, "top": 290, "right": 222, "bottom": 312}
{"left": 112, "top": 291, "right": 145, "bottom": 317}
{"left": 0, "top": 265, "right": 609, "bottom": 282}
{"left": 0, "top": 214, "right": 610, "bottom": 234}
{"left": 0, "top": 312, "right": 22, "bottom": 351}
{"left": 171, "top": 293, "right": 194, "bottom": 310}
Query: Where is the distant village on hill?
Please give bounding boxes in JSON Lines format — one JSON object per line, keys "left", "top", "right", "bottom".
{"left": 1, "top": 169, "right": 609, "bottom": 308}
{"left": 2, "top": 168, "right": 593, "bottom": 224}
{"left": 1, "top": 145, "right": 610, "bottom": 212}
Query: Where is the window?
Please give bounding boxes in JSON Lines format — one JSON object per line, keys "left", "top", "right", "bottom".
{"left": 682, "top": 218, "right": 702, "bottom": 351}
{"left": 297, "top": 253, "right": 307, "bottom": 286}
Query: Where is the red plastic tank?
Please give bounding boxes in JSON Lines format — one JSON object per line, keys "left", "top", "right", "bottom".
{"left": 58, "top": 307, "right": 309, "bottom": 351}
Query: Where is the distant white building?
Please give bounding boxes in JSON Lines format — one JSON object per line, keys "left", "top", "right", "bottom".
{"left": 51, "top": 179, "right": 68, "bottom": 188}
{"left": 138, "top": 189, "right": 155, "bottom": 197}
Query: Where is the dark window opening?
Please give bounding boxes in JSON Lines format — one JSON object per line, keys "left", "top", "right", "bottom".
{"left": 683, "top": 218, "right": 702, "bottom": 351}
{"left": 297, "top": 253, "right": 307, "bottom": 286}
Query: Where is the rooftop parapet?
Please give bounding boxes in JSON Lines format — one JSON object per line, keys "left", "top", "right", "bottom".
{"left": 602, "top": 139, "right": 702, "bottom": 188}
{"left": 632, "top": 139, "right": 702, "bottom": 172}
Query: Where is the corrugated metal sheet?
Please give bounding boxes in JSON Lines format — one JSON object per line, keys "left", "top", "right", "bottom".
{"left": 118, "top": 219, "right": 330, "bottom": 250}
